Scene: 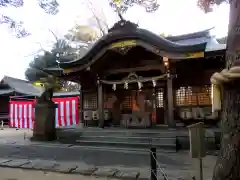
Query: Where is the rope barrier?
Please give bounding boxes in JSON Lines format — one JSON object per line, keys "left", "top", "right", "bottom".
{"left": 150, "top": 150, "right": 169, "bottom": 180}
{"left": 211, "top": 66, "right": 240, "bottom": 112}
{"left": 210, "top": 66, "right": 240, "bottom": 85}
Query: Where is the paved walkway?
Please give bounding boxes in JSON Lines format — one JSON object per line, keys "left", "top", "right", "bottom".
{"left": 0, "top": 167, "right": 118, "bottom": 180}
{"left": 0, "top": 129, "right": 217, "bottom": 180}
{"left": 0, "top": 152, "right": 216, "bottom": 180}
{"left": 0, "top": 158, "right": 143, "bottom": 180}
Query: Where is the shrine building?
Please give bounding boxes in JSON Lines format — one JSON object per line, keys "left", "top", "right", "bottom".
{"left": 48, "top": 20, "right": 226, "bottom": 128}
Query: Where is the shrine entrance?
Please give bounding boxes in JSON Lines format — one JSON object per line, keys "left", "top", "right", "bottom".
{"left": 101, "top": 71, "right": 168, "bottom": 128}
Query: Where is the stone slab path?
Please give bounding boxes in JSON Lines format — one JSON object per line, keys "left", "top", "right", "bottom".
{"left": 0, "top": 158, "right": 142, "bottom": 180}
{"left": 0, "top": 129, "right": 218, "bottom": 180}
{"left": 0, "top": 167, "right": 119, "bottom": 180}
{"left": 0, "top": 156, "right": 217, "bottom": 180}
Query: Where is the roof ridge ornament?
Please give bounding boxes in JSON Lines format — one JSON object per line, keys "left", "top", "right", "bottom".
{"left": 108, "top": 10, "right": 138, "bottom": 32}
{"left": 108, "top": 19, "right": 138, "bottom": 32}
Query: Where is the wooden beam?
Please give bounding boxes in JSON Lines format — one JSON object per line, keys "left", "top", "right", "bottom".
{"left": 104, "top": 64, "right": 164, "bottom": 75}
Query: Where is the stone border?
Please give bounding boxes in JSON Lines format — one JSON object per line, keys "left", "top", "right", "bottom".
{"left": 0, "top": 159, "right": 145, "bottom": 180}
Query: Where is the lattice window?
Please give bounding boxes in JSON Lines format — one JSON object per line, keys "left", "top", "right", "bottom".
{"left": 176, "top": 87, "right": 193, "bottom": 106}
{"left": 190, "top": 92, "right": 198, "bottom": 105}
{"left": 186, "top": 86, "right": 193, "bottom": 105}
{"left": 176, "top": 87, "right": 185, "bottom": 106}
{"left": 198, "top": 86, "right": 211, "bottom": 105}
{"left": 176, "top": 85, "right": 212, "bottom": 106}
{"left": 156, "top": 89, "right": 164, "bottom": 108}
{"left": 83, "top": 93, "right": 97, "bottom": 109}
{"left": 122, "top": 96, "right": 132, "bottom": 109}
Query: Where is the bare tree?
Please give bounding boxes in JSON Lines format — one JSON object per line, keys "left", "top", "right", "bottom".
{"left": 84, "top": 0, "right": 109, "bottom": 36}
{"left": 109, "top": 0, "right": 159, "bottom": 13}
{"left": 0, "top": 0, "right": 59, "bottom": 38}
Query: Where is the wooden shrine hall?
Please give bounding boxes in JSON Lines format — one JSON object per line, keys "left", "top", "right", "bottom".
{"left": 49, "top": 20, "right": 225, "bottom": 128}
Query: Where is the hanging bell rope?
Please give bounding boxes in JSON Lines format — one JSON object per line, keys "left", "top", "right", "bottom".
{"left": 211, "top": 66, "right": 240, "bottom": 112}
{"left": 100, "top": 74, "right": 167, "bottom": 85}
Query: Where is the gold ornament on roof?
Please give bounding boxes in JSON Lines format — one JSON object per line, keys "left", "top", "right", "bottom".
{"left": 110, "top": 40, "right": 137, "bottom": 55}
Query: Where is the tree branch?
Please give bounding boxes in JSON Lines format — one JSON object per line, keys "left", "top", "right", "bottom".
{"left": 0, "top": 0, "right": 24, "bottom": 8}
{"left": 197, "top": 0, "right": 228, "bottom": 12}
{"left": 0, "top": 0, "right": 59, "bottom": 38}
{"left": 110, "top": 0, "right": 159, "bottom": 13}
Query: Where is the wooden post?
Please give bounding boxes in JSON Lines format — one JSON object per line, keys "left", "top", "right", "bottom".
{"left": 151, "top": 88, "right": 156, "bottom": 127}
{"left": 150, "top": 147, "right": 157, "bottom": 180}
{"left": 167, "top": 73, "right": 175, "bottom": 128}
{"left": 188, "top": 122, "right": 205, "bottom": 180}
{"left": 79, "top": 90, "right": 84, "bottom": 127}
{"left": 163, "top": 57, "right": 175, "bottom": 128}
{"left": 98, "top": 81, "right": 104, "bottom": 128}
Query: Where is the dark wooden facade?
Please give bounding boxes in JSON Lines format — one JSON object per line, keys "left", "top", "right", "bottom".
{"left": 0, "top": 84, "right": 24, "bottom": 124}
{"left": 54, "top": 20, "right": 225, "bottom": 128}
{"left": 172, "top": 54, "right": 224, "bottom": 126}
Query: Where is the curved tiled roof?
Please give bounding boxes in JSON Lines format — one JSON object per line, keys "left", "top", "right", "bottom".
{"left": 59, "top": 20, "right": 207, "bottom": 69}
{"left": 166, "top": 28, "right": 213, "bottom": 41}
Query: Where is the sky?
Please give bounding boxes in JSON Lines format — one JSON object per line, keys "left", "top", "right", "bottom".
{"left": 0, "top": 0, "right": 230, "bottom": 80}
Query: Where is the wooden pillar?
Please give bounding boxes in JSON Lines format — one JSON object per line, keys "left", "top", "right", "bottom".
{"left": 152, "top": 88, "right": 156, "bottom": 127}
{"left": 163, "top": 57, "right": 175, "bottom": 128}
{"left": 167, "top": 73, "right": 175, "bottom": 128}
{"left": 79, "top": 90, "right": 84, "bottom": 127}
{"left": 98, "top": 81, "right": 104, "bottom": 128}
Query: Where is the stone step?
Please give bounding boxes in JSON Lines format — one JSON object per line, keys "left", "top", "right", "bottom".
{"left": 81, "top": 132, "right": 177, "bottom": 138}
{"left": 56, "top": 128, "right": 178, "bottom": 151}
{"left": 57, "top": 127, "right": 181, "bottom": 133}
{"left": 57, "top": 135, "right": 177, "bottom": 151}
{"left": 74, "top": 139, "right": 176, "bottom": 151}
{"left": 57, "top": 129, "right": 180, "bottom": 138}
{"left": 78, "top": 135, "right": 176, "bottom": 145}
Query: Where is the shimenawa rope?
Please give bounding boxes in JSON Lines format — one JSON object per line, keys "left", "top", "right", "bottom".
{"left": 211, "top": 66, "right": 240, "bottom": 112}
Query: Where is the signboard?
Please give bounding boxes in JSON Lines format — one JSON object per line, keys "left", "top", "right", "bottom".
{"left": 188, "top": 122, "right": 206, "bottom": 158}
{"left": 110, "top": 40, "right": 137, "bottom": 49}
{"left": 184, "top": 52, "right": 204, "bottom": 59}
{"left": 63, "top": 68, "right": 73, "bottom": 73}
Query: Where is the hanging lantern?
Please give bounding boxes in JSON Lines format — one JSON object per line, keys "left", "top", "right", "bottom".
{"left": 137, "top": 82, "right": 142, "bottom": 90}
{"left": 112, "top": 84, "right": 116, "bottom": 91}
{"left": 163, "top": 57, "right": 169, "bottom": 67}
{"left": 152, "top": 80, "right": 156, "bottom": 87}
{"left": 124, "top": 82, "right": 128, "bottom": 89}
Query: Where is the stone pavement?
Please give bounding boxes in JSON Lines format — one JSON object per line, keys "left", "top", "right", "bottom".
{"left": 0, "top": 158, "right": 141, "bottom": 180}
{"left": 0, "top": 167, "right": 118, "bottom": 180}
{"left": 0, "top": 129, "right": 217, "bottom": 180}
{"left": 0, "top": 154, "right": 217, "bottom": 180}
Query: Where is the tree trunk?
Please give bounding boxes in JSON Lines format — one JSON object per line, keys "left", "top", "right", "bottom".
{"left": 212, "top": 1, "right": 240, "bottom": 180}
